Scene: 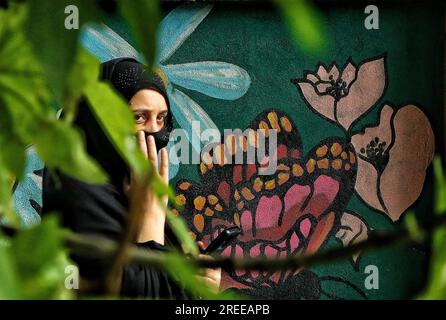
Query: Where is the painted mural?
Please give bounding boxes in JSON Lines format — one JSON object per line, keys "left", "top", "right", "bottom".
{"left": 173, "top": 54, "right": 434, "bottom": 298}
{"left": 12, "top": 2, "right": 442, "bottom": 299}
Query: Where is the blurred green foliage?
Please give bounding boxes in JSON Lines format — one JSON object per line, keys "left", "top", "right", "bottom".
{"left": 0, "top": 0, "right": 444, "bottom": 301}
{"left": 275, "top": 0, "right": 326, "bottom": 53}
{"left": 419, "top": 156, "right": 446, "bottom": 299}
{"left": 0, "top": 0, "right": 214, "bottom": 299}
{"left": 0, "top": 215, "right": 73, "bottom": 299}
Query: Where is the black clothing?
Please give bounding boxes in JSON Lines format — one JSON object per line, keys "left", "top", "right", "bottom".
{"left": 41, "top": 58, "right": 187, "bottom": 299}
{"left": 42, "top": 167, "right": 188, "bottom": 299}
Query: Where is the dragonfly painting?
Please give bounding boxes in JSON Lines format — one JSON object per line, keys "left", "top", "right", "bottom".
{"left": 12, "top": 3, "right": 252, "bottom": 226}
{"left": 81, "top": 3, "right": 252, "bottom": 179}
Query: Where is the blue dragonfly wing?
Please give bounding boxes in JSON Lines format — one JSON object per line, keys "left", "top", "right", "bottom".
{"left": 157, "top": 4, "right": 213, "bottom": 64}
{"left": 166, "top": 140, "right": 180, "bottom": 180}
{"left": 80, "top": 23, "right": 144, "bottom": 63}
{"left": 12, "top": 146, "right": 44, "bottom": 227}
{"left": 168, "top": 87, "right": 218, "bottom": 154}
{"left": 163, "top": 61, "right": 251, "bottom": 100}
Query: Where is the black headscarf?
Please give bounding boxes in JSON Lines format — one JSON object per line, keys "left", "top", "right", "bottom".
{"left": 101, "top": 57, "right": 173, "bottom": 151}
{"left": 41, "top": 58, "right": 189, "bottom": 299}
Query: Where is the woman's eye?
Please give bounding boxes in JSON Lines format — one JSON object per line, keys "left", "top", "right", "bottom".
{"left": 134, "top": 114, "right": 145, "bottom": 123}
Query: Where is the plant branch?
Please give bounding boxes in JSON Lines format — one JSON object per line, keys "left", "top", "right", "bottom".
{"left": 2, "top": 211, "right": 444, "bottom": 273}
{"left": 60, "top": 212, "right": 446, "bottom": 272}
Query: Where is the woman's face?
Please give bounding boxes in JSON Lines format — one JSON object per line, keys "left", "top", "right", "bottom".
{"left": 129, "top": 89, "right": 168, "bottom": 133}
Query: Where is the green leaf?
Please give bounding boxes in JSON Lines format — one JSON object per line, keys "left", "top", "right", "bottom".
{"left": 433, "top": 156, "right": 446, "bottom": 214}
{"left": 0, "top": 96, "right": 26, "bottom": 180}
{"left": 10, "top": 215, "right": 74, "bottom": 299}
{"left": 33, "top": 119, "right": 108, "bottom": 184}
{"left": 403, "top": 211, "right": 425, "bottom": 243}
{"left": 12, "top": 215, "right": 64, "bottom": 276}
{"left": 83, "top": 55, "right": 148, "bottom": 177}
{"left": 164, "top": 252, "right": 244, "bottom": 300}
{"left": 26, "top": 0, "right": 102, "bottom": 102}
{"left": 118, "top": 0, "right": 161, "bottom": 66}
{"left": 418, "top": 225, "right": 446, "bottom": 299}
{"left": 418, "top": 155, "right": 446, "bottom": 299}
{"left": 275, "top": 0, "right": 326, "bottom": 53}
{"left": 0, "top": 157, "right": 19, "bottom": 227}
{"left": 166, "top": 209, "right": 199, "bottom": 257}
{"left": 0, "top": 234, "right": 21, "bottom": 299}
{"left": 63, "top": 48, "right": 99, "bottom": 122}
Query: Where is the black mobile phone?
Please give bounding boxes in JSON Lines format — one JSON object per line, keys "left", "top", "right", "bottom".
{"left": 201, "top": 226, "right": 242, "bottom": 254}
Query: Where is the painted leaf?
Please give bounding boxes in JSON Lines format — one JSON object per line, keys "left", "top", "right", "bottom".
{"left": 335, "top": 211, "right": 369, "bottom": 264}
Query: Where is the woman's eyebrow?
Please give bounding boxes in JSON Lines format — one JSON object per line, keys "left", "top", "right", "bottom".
{"left": 131, "top": 108, "right": 151, "bottom": 113}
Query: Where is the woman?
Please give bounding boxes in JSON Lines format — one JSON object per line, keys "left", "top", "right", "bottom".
{"left": 41, "top": 58, "right": 221, "bottom": 298}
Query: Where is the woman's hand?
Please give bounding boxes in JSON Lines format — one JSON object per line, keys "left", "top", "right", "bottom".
{"left": 195, "top": 241, "right": 222, "bottom": 294}
{"left": 124, "top": 131, "right": 169, "bottom": 244}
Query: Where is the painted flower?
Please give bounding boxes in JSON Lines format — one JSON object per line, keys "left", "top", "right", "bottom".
{"left": 351, "top": 104, "right": 435, "bottom": 221}
{"left": 81, "top": 4, "right": 251, "bottom": 179}
{"left": 292, "top": 56, "right": 386, "bottom": 131}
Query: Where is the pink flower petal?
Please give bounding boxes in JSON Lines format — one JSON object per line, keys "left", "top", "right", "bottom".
{"left": 336, "top": 56, "right": 386, "bottom": 130}
{"left": 354, "top": 157, "right": 384, "bottom": 212}
{"left": 297, "top": 82, "right": 336, "bottom": 121}
{"left": 341, "top": 61, "right": 357, "bottom": 88}
{"left": 316, "top": 82, "right": 331, "bottom": 94}
{"left": 328, "top": 65, "right": 340, "bottom": 80}
{"left": 380, "top": 105, "right": 435, "bottom": 221}
{"left": 351, "top": 104, "right": 394, "bottom": 156}
{"left": 316, "top": 65, "right": 330, "bottom": 81}
{"left": 353, "top": 104, "right": 435, "bottom": 221}
{"left": 306, "top": 73, "right": 319, "bottom": 83}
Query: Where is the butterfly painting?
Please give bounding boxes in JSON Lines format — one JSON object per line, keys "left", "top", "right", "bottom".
{"left": 173, "top": 109, "right": 362, "bottom": 297}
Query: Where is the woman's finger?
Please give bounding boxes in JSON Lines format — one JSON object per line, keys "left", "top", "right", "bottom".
{"left": 197, "top": 241, "right": 206, "bottom": 252}
{"left": 159, "top": 148, "right": 169, "bottom": 183}
{"left": 146, "top": 135, "right": 158, "bottom": 169}
{"left": 136, "top": 131, "right": 148, "bottom": 159}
